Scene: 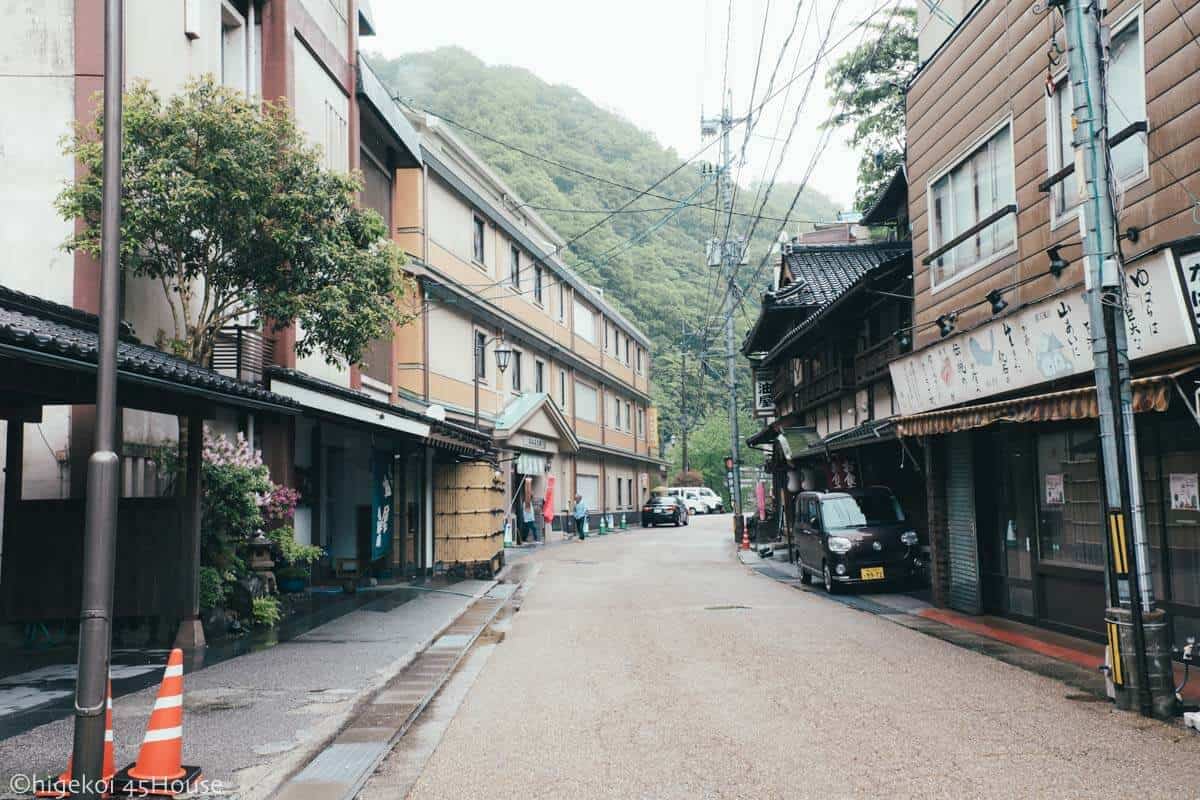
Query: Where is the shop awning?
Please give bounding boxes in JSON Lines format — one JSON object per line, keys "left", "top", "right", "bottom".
{"left": 777, "top": 426, "right": 823, "bottom": 461}
{"left": 266, "top": 367, "right": 492, "bottom": 458}
{"left": 746, "top": 414, "right": 801, "bottom": 447}
{"left": 894, "top": 371, "right": 1182, "bottom": 438}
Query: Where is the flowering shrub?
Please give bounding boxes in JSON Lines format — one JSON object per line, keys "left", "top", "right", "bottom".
{"left": 261, "top": 485, "right": 301, "bottom": 522}
{"left": 162, "top": 429, "right": 317, "bottom": 627}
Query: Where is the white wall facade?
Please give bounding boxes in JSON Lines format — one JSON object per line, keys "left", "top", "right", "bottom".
{"left": 293, "top": 36, "right": 349, "bottom": 173}
{"left": 298, "top": 0, "right": 348, "bottom": 58}
{"left": 0, "top": 0, "right": 76, "bottom": 305}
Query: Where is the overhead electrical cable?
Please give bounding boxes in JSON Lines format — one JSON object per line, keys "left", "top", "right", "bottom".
{"left": 709, "top": 0, "right": 906, "bottom": 341}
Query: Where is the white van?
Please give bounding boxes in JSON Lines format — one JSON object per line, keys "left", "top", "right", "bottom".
{"left": 667, "top": 487, "right": 725, "bottom": 514}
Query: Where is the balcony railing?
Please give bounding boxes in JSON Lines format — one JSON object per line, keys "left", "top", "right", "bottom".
{"left": 794, "top": 367, "right": 852, "bottom": 409}
{"left": 854, "top": 338, "right": 901, "bottom": 384}
{"left": 210, "top": 326, "right": 274, "bottom": 385}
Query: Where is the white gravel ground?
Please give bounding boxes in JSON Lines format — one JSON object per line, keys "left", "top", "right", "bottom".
{"left": 401, "top": 515, "right": 1200, "bottom": 800}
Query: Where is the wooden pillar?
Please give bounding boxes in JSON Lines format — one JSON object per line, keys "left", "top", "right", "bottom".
{"left": 174, "top": 415, "right": 206, "bottom": 649}
{"left": 3, "top": 419, "right": 24, "bottom": 524}
{"left": 923, "top": 436, "right": 951, "bottom": 609}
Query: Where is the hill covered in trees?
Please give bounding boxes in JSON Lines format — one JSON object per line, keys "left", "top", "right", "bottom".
{"left": 368, "top": 46, "right": 839, "bottom": 478}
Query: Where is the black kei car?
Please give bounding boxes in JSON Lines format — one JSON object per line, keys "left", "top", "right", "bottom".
{"left": 792, "top": 486, "right": 926, "bottom": 593}
{"left": 641, "top": 495, "right": 690, "bottom": 527}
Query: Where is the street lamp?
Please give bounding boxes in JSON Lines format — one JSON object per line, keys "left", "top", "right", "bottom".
{"left": 474, "top": 334, "right": 512, "bottom": 429}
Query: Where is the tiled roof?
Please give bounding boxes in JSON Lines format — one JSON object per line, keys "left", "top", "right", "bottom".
{"left": 0, "top": 285, "right": 297, "bottom": 411}
{"left": 761, "top": 242, "right": 911, "bottom": 365}
{"left": 781, "top": 242, "right": 910, "bottom": 306}
{"left": 860, "top": 168, "right": 908, "bottom": 227}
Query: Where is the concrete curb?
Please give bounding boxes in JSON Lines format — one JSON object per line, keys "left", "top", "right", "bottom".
{"left": 270, "top": 584, "right": 516, "bottom": 800}
{"left": 238, "top": 581, "right": 498, "bottom": 800}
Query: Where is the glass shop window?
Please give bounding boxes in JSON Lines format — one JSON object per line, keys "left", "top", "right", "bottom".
{"left": 1037, "top": 426, "right": 1105, "bottom": 568}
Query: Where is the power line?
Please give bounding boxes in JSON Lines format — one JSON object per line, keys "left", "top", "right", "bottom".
{"left": 514, "top": 201, "right": 835, "bottom": 226}
{"left": 698, "top": 0, "right": 821, "bottom": 347}
{"left": 709, "top": 0, "right": 905, "bottom": 345}
{"left": 438, "top": 131, "right": 734, "bottom": 304}
{"left": 701, "top": 0, "right": 853, "bottom": 345}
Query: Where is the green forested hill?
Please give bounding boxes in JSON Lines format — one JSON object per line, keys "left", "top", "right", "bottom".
{"left": 368, "top": 46, "right": 839, "bottom": 468}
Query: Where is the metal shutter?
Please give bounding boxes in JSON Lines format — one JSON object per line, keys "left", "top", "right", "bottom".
{"left": 946, "top": 432, "right": 981, "bottom": 614}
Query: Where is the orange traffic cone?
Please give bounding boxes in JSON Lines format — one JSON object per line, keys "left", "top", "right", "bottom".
{"left": 36, "top": 681, "right": 115, "bottom": 797}
{"left": 741, "top": 528, "right": 750, "bottom": 551}
{"left": 112, "top": 650, "right": 201, "bottom": 796}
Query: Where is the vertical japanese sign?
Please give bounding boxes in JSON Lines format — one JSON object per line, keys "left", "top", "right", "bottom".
{"left": 1181, "top": 251, "right": 1200, "bottom": 339}
{"left": 371, "top": 451, "right": 394, "bottom": 562}
{"left": 754, "top": 369, "right": 775, "bottom": 419}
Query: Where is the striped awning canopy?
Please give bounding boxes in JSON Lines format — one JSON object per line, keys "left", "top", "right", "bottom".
{"left": 895, "top": 371, "right": 1182, "bottom": 438}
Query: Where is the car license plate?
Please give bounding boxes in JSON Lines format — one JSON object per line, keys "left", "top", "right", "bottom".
{"left": 860, "top": 567, "right": 885, "bottom": 580}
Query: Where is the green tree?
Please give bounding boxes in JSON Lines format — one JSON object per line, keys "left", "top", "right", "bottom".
{"left": 825, "top": 7, "right": 917, "bottom": 211}
{"left": 57, "top": 76, "right": 411, "bottom": 366}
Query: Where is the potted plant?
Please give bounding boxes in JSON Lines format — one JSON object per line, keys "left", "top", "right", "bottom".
{"left": 275, "top": 564, "right": 311, "bottom": 594}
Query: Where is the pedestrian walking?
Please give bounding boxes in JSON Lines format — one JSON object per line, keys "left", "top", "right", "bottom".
{"left": 522, "top": 496, "right": 538, "bottom": 544}
{"left": 572, "top": 493, "right": 588, "bottom": 540}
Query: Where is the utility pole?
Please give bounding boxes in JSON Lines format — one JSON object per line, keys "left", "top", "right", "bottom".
{"left": 72, "top": 0, "right": 123, "bottom": 793}
{"left": 680, "top": 346, "right": 689, "bottom": 473}
{"left": 701, "top": 94, "right": 746, "bottom": 523}
{"left": 1060, "top": 0, "right": 1165, "bottom": 718}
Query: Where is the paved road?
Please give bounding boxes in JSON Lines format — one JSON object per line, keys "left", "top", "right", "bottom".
{"left": 393, "top": 515, "right": 1200, "bottom": 799}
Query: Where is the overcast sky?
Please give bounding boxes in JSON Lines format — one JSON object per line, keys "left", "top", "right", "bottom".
{"left": 369, "top": 0, "right": 891, "bottom": 215}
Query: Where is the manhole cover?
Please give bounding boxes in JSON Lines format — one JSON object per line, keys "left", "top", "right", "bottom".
{"left": 704, "top": 605, "right": 751, "bottom": 611}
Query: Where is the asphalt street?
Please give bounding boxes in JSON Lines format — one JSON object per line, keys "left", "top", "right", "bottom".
{"left": 391, "top": 514, "right": 1200, "bottom": 799}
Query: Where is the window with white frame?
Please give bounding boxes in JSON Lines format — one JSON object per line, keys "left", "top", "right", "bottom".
{"left": 625, "top": 401, "right": 631, "bottom": 431}
{"left": 557, "top": 281, "right": 566, "bottom": 322}
{"left": 220, "top": 2, "right": 247, "bottom": 92}
{"left": 1048, "top": 76, "right": 1081, "bottom": 220}
{"left": 474, "top": 331, "right": 487, "bottom": 381}
{"left": 1047, "top": 9, "right": 1146, "bottom": 221}
{"left": 636, "top": 347, "right": 643, "bottom": 374}
{"left": 573, "top": 298, "right": 596, "bottom": 343}
{"left": 574, "top": 381, "right": 598, "bottom": 422}
{"left": 577, "top": 474, "right": 600, "bottom": 511}
{"left": 559, "top": 369, "right": 568, "bottom": 408}
{"left": 612, "top": 394, "right": 621, "bottom": 428}
{"left": 638, "top": 407, "right": 645, "bottom": 437}
{"left": 535, "top": 360, "right": 545, "bottom": 393}
{"left": 534, "top": 264, "right": 544, "bottom": 305}
{"left": 1108, "top": 9, "right": 1148, "bottom": 182}
{"left": 511, "top": 350, "right": 522, "bottom": 392}
{"left": 510, "top": 244, "right": 520, "bottom": 288}
{"left": 928, "top": 122, "right": 1015, "bottom": 288}
{"left": 473, "top": 216, "right": 486, "bottom": 264}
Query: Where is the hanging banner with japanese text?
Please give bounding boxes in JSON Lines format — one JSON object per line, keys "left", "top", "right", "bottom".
{"left": 890, "top": 250, "right": 1196, "bottom": 416}
{"left": 371, "top": 451, "right": 394, "bottom": 562}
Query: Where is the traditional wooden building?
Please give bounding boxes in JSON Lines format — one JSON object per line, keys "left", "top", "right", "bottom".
{"left": 744, "top": 178, "right": 920, "bottom": 551}
{"left": 897, "top": 0, "right": 1200, "bottom": 641}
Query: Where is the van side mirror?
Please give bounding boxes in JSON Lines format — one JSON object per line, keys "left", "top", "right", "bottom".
{"left": 809, "top": 516, "right": 821, "bottom": 529}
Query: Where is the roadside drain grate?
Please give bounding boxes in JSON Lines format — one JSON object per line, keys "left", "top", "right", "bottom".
{"left": 704, "top": 605, "right": 751, "bottom": 611}
{"left": 569, "top": 560, "right": 599, "bottom": 565}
